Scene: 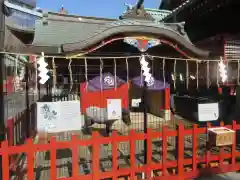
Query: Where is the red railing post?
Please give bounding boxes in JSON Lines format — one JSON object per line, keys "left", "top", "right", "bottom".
{"left": 146, "top": 128, "right": 153, "bottom": 179}
{"left": 92, "top": 131, "right": 100, "bottom": 180}
{"left": 1, "top": 140, "right": 10, "bottom": 180}
{"left": 162, "top": 126, "right": 168, "bottom": 176}
{"left": 130, "top": 130, "right": 136, "bottom": 179}
{"left": 72, "top": 135, "right": 79, "bottom": 178}
{"left": 164, "top": 88, "right": 171, "bottom": 120}
{"left": 26, "top": 138, "right": 34, "bottom": 180}
{"left": 111, "top": 131, "right": 118, "bottom": 180}
{"left": 177, "top": 123, "right": 184, "bottom": 178}
{"left": 50, "top": 137, "right": 57, "bottom": 180}
{"left": 192, "top": 124, "right": 198, "bottom": 172}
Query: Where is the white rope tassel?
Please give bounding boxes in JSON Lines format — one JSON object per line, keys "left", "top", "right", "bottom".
{"left": 52, "top": 57, "right": 56, "bottom": 93}
{"left": 68, "top": 59, "right": 73, "bottom": 92}
{"left": 152, "top": 57, "right": 155, "bottom": 88}
{"left": 84, "top": 58, "right": 88, "bottom": 91}
{"left": 163, "top": 58, "right": 166, "bottom": 87}
{"left": 238, "top": 60, "right": 240, "bottom": 85}
{"left": 206, "top": 61, "right": 210, "bottom": 88}
{"left": 125, "top": 58, "right": 129, "bottom": 88}
{"left": 196, "top": 61, "right": 199, "bottom": 89}
{"left": 114, "top": 58, "right": 117, "bottom": 90}
{"left": 100, "top": 58, "right": 103, "bottom": 92}
{"left": 173, "top": 59, "right": 176, "bottom": 90}
{"left": 216, "top": 61, "right": 219, "bottom": 87}
{"left": 186, "top": 60, "right": 189, "bottom": 90}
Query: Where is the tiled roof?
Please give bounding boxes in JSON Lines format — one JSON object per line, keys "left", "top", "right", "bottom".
{"left": 32, "top": 13, "right": 111, "bottom": 46}
{"left": 30, "top": 12, "right": 209, "bottom": 57}
{"left": 145, "top": 8, "right": 171, "bottom": 21}
{"left": 161, "top": 0, "right": 195, "bottom": 22}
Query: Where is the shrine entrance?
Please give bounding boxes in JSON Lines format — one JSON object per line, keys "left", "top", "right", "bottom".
{"left": 3, "top": 36, "right": 231, "bottom": 180}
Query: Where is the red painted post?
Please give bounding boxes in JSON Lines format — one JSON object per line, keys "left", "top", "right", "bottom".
{"left": 1, "top": 140, "right": 10, "bottom": 180}
{"left": 72, "top": 135, "right": 79, "bottom": 178}
{"left": 177, "top": 123, "right": 184, "bottom": 178}
{"left": 130, "top": 130, "right": 136, "bottom": 179}
{"left": 218, "top": 87, "right": 222, "bottom": 95}
{"left": 232, "top": 121, "right": 237, "bottom": 166}
{"left": 192, "top": 124, "right": 198, "bottom": 172}
{"left": 146, "top": 128, "right": 153, "bottom": 179}
{"left": 162, "top": 126, "right": 168, "bottom": 176}
{"left": 50, "top": 137, "right": 57, "bottom": 180}
{"left": 92, "top": 131, "right": 100, "bottom": 180}
{"left": 26, "top": 139, "right": 34, "bottom": 180}
{"left": 112, "top": 131, "right": 118, "bottom": 180}
{"left": 164, "top": 88, "right": 170, "bottom": 110}
{"left": 164, "top": 88, "right": 171, "bottom": 120}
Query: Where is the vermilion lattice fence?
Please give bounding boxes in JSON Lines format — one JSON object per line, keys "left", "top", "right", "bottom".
{"left": 1, "top": 121, "right": 240, "bottom": 180}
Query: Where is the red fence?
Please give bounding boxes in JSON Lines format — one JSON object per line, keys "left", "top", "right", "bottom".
{"left": 1, "top": 121, "right": 240, "bottom": 180}
{"left": 5, "top": 103, "right": 37, "bottom": 172}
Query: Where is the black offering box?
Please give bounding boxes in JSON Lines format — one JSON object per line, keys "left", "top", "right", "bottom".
{"left": 175, "top": 95, "right": 219, "bottom": 124}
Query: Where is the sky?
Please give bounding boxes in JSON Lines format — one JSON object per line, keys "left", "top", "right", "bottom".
{"left": 37, "top": 0, "right": 162, "bottom": 18}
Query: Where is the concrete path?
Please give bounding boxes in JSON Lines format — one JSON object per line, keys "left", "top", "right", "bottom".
{"left": 195, "top": 172, "right": 240, "bottom": 180}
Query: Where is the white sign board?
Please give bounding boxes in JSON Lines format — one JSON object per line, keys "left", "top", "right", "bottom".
{"left": 198, "top": 103, "right": 219, "bottom": 122}
{"left": 37, "top": 101, "right": 82, "bottom": 133}
{"left": 107, "top": 99, "right": 122, "bottom": 120}
{"left": 131, "top": 98, "right": 141, "bottom": 107}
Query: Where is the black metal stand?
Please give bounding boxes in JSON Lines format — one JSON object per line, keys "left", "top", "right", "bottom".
{"left": 143, "top": 82, "right": 148, "bottom": 165}
{"left": 25, "top": 65, "right": 30, "bottom": 138}
{"left": 0, "top": 0, "right": 5, "bottom": 177}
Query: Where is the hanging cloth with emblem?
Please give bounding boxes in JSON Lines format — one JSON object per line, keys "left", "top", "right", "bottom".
{"left": 124, "top": 37, "right": 161, "bottom": 52}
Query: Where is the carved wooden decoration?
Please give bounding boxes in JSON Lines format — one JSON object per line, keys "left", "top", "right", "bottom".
{"left": 120, "top": 0, "right": 154, "bottom": 21}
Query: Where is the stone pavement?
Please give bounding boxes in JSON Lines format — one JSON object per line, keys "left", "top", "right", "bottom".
{"left": 195, "top": 172, "right": 240, "bottom": 180}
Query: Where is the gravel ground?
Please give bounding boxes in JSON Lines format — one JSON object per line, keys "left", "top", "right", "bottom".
{"left": 34, "top": 113, "right": 172, "bottom": 179}
{"left": 31, "top": 113, "right": 211, "bottom": 180}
